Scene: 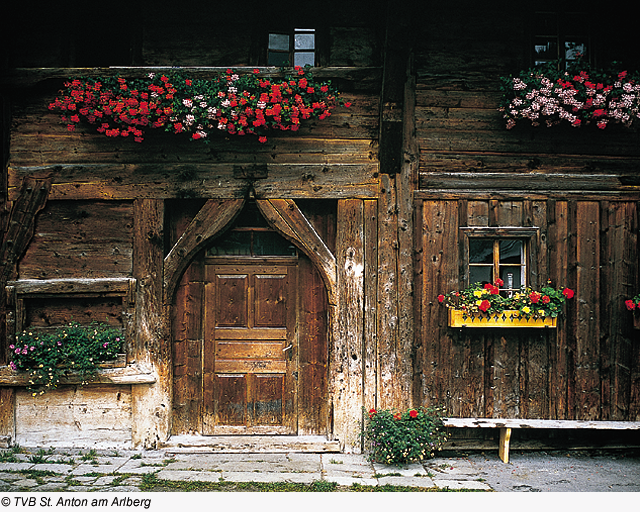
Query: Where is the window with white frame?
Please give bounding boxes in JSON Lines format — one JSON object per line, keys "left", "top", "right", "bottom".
{"left": 268, "top": 28, "right": 315, "bottom": 67}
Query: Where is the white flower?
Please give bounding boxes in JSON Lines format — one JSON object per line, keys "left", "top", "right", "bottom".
{"left": 183, "top": 99, "right": 193, "bottom": 108}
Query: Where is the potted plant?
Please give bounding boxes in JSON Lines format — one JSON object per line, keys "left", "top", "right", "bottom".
{"left": 438, "top": 279, "right": 574, "bottom": 328}
{"left": 624, "top": 295, "right": 640, "bottom": 330}
{"left": 8, "top": 322, "right": 124, "bottom": 395}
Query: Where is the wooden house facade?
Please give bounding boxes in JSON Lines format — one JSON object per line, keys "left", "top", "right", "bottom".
{"left": 0, "top": 1, "right": 639, "bottom": 452}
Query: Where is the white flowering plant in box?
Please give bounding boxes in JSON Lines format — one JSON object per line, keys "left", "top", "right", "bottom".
{"left": 499, "top": 58, "right": 640, "bottom": 130}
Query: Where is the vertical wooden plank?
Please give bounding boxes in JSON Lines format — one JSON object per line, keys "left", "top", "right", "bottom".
{"left": 633, "top": 200, "right": 640, "bottom": 421}
{"left": 419, "top": 200, "right": 458, "bottom": 414}
{"left": 333, "top": 198, "right": 364, "bottom": 451}
{"left": 548, "top": 200, "right": 569, "bottom": 419}
{"left": 297, "top": 256, "right": 328, "bottom": 436}
{"left": 363, "top": 199, "right": 378, "bottom": 415}
{"left": 604, "top": 202, "right": 636, "bottom": 420}
{"left": 377, "top": 175, "right": 411, "bottom": 410}
{"left": 575, "top": 201, "right": 600, "bottom": 420}
{"left": 131, "top": 198, "right": 170, "bottom": 448}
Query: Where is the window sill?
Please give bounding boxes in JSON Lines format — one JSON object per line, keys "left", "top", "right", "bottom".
{"left": 0, "top": 363, "right": 156, "bottom": 386}
{"left": 448, "top": 309, "right": 557, "bottom": 328}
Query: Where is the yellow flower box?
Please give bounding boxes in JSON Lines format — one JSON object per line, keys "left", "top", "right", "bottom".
{"left": 448, "top": 309, "right": 557, "bottom": 328}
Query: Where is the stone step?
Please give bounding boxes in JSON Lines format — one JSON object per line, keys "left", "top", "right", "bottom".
{"left": 160, "top": 435, "right": 342, "bottom": 454}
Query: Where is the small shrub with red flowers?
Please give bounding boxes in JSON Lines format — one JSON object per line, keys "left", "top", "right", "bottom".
{"left": 625, "top": 294, "right": 640, "bottom": 311}
{"left": 438, "top": 279, "right": 574, "bottom": 319}
{"left": 499, "top": 58, "right": 640, "bottom": 130}
{"left": 9, "top": 322, "right": 124, "bottom": 395}
{"left": 362, "top": 406, "right": 447, "bottom": 465}
{"left": 48, "top": 66, "right": 351, "bottom": 144}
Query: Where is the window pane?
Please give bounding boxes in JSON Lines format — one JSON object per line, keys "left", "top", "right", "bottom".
{"left": 469, "top": 266, "right": 492, "bottom": 286}
{"left": 534, "top": 38, "right": 558, "bottom": 62}
{"left": 207, "top": 231, "right": 252, "bottom": 256}
{"left": 469, "top": 239, "right": 494, "bottom": 264}
{"left": 295, "top": 33, "right": 315, "bottom": 50}
{"left": 499, "top": 239, "right": 523, "bottom": 264}
{"left": 499, "top": 267, "right": 522, "bottom": 290}
{"left": 294, "top": 51, "right": 315, "bottom": 67}
{"left": 253, "top": 232, "right": 297, "bottom": 256}
{"left": 268, "top": 51, "right": 290, "bottom": 67}
{"left": 268, "top": 33, "right": 290, "bottom": 51}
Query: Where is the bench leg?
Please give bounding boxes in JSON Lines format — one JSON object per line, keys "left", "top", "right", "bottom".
{"left": 498, "top": 427, "right": 511, "bottom": 464}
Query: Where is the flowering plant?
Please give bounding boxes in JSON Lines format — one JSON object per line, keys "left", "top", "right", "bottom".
{"left": 438, "top": 279, "right": 574, "bottom": 318}
{"left": 624, "top": 294, "right": 640, "bottom": 311}
{"left": 362, "top": 406, "right": 447, "bottom": 465}
{"left": 499, "top": 59, "right": 640, "bottom": 130}
{"left": 9, "top": 322, "right": 124, "bottom": 395}
{"left": 48, "top": 66, "right": 350, "bottom": 144}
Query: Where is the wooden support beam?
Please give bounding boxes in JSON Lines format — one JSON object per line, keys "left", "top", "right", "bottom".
{"left": 256, "top": 198, "right": 337, "bottom": 305}
{"left": 164, "top": 198, "right": 245, "bottom": 303}
{"left": 499, "top": 427, "right": 512, "bottom": 464}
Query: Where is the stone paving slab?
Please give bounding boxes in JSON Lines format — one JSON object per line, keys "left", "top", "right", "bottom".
{"left": 434, "top": 479, "right": 492, "bottom": 490}
{"left": 377, "top": 476, "right": 435, "bottom": 487}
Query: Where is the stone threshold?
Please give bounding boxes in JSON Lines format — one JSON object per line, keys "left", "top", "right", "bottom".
{"left": 160, "top": 435, "right": 342, "bottom": 454}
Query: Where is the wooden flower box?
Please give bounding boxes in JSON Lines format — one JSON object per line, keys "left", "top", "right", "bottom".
{"left": 448, "top": 309, "right": 557, "bottom": 328}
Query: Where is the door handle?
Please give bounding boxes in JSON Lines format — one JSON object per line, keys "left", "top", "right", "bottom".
{"left": 282, "top": 343, "right": 293, "bottom": 360}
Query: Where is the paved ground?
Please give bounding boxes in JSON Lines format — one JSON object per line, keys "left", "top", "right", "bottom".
{"left": 0, "top": 447, "right": 638, "bottom": 493}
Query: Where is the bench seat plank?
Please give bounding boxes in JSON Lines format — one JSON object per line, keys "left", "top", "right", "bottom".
{"left": 442, "top": 418, "right": 640, "bottom": 430}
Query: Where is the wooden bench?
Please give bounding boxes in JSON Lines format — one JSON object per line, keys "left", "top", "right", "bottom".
{"left": 442, "top": 418, "right": 640, "bottom": 463}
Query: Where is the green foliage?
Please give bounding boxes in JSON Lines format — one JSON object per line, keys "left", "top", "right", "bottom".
{"left": 9, "top": 322, "right": 124, "bottom": 394}
{"left": 362, "top": 406, "right": 447, "bottom": 465}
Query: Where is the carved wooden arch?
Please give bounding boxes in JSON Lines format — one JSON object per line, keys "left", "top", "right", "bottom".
{"left": 163, "top": 198, "right": 245, "bottom": 303}
{"left": 256, "top": 199, "right": 337, "bottom": 306}
{"left": 163, "top": 197, "right": 337, "bottom": 306}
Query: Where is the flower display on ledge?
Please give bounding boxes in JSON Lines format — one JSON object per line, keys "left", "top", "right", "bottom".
{"left": 438, "top": 279, "right": 574, "bottom": 319}
{"left": 624, "top": 294, "right": 640, "bottom": 311}
{"left": 9, "top": 322, "right": 124, "bottom": 395}
{"left": 48, "top": 66, "right": 351, "bottom": 144}
{"left": 499, "top": 59, "right": 640, "bottom": 130}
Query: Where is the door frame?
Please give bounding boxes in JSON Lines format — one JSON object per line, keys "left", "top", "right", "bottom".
{"left": 165, "top": 198, "right": 336, "bottom": 438}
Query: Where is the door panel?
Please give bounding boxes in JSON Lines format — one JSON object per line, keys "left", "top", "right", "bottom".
{"left": 203, "top": 264, "right": 296, "bottom": 434}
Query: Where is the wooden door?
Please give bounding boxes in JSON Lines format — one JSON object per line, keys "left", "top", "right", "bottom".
{"left": 202, "top": 263, "right": 297, "bottom": 434}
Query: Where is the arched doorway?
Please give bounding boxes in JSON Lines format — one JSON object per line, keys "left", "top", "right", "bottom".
{"left": 170, "top": 200, "right": 332, "bottom": 437}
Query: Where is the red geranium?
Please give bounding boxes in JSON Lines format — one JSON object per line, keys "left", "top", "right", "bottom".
{"left": 478, "top": 299, "right": 491, "bottom": 312}
{"left": 409, "top": 409, "right": 418, "bottom": 418}
{"left": 626, "top": 299, "right": 637, "bottom": 311}
{"left": 563, "top": 288, "right": 574, "bottom": 299}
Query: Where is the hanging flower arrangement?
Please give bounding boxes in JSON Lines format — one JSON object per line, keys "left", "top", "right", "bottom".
{"left": 438, "top": 279, "right": 574, "bottom": 319}
{"left": 48, "top": 66, "right": 351, "bottom": 143}
{"left": 624, "top": 294, "right": 640, "bottom": 311}
{"left": 499, "top": 59, "right": 640, "bottom": 130}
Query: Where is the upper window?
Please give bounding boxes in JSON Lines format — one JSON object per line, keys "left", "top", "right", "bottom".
{"left": 268, "top": 28, "right": 315, "bottom": 67}
{"left": 532, "top": 11, "right": 590, "bottom": 68}
{"left": 462, "top": 228, "right": 539, "bottom": 297}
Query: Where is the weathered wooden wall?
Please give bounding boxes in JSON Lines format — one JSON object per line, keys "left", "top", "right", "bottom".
{"left": 413, "top": 3, "right": 640, "bottom": 421}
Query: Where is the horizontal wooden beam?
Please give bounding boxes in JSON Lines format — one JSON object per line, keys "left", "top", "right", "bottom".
{"left": 6, "top": 277, "right": 135, "bottom": 297}
{"left": 8, "top": 164, "right": 380, "bottom": 201}
{"left": 0, "top": 364, "right": 156, "bottom": 386}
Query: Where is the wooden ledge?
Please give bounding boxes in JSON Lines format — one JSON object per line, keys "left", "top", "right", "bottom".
{"left": 0, "top": 364, "right": 156, "bottom": 386}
